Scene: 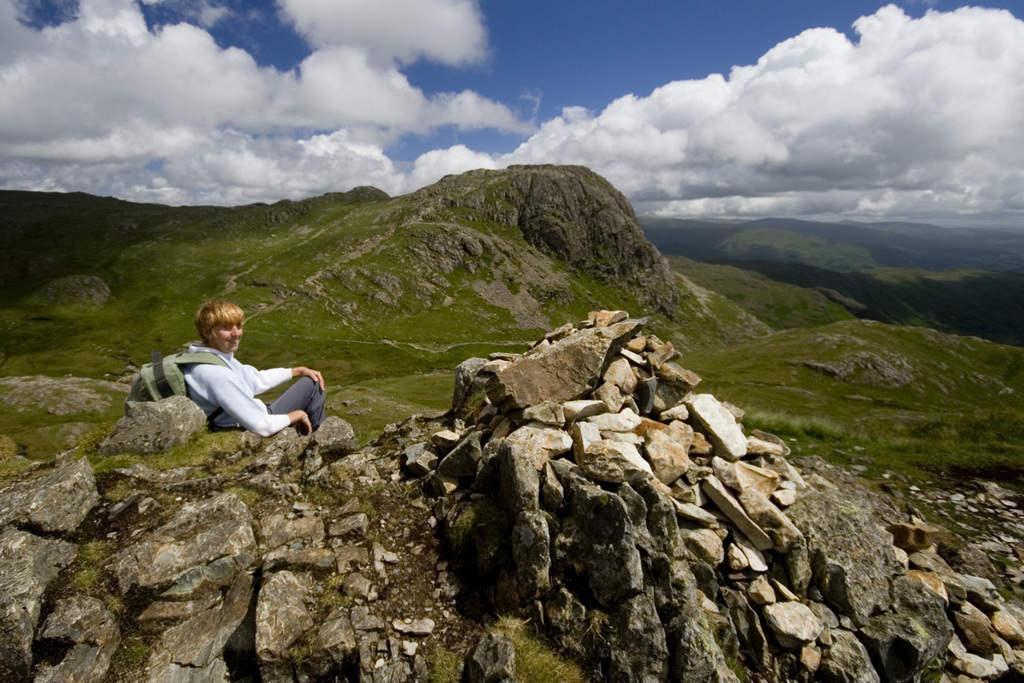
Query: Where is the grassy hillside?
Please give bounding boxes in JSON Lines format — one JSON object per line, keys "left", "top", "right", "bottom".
{"left": 685, "top": 319, "right": 1024, "bottom": 481}
{"left": 2, "top": 172, "right": 1023, "bottom": 489}
{"left": 0, "top": 173, "right": 765, "bottom": 458}
{"left": 665, "top": 255, "right": 856, "bottom": 331}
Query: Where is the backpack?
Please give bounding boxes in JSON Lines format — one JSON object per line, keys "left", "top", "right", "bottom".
{"left": 127, "top": 350, "right": 227, "bottom": 405}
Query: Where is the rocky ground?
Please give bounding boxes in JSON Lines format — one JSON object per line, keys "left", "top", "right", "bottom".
{"left": 1, "top": 311, "right": 1023, "bottom": 683}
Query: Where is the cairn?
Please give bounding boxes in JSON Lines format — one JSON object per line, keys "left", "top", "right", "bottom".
{"left": 405, "top": 311, "right": 1023, "bottom": 682}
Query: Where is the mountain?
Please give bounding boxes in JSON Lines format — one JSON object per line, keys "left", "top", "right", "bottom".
{"left": 3, "top": 165, "right": 1024, "bottom": 473}
{"left": 0, "top": 166, "right": 765, "bottom": 458}
{"left": 641, "top": 216, "right": 1024, "bottom": 273}
{"left": 644, "top": 217, "right": 1024, "bottom": 346}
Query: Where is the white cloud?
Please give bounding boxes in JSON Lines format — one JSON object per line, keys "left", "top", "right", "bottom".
{"left": 276, "top": 0, "right": 487, "bottom": 66}
{"left": 503, "top": 5, "right": 1024, "bottom": 225}
{"left": 409, "top": 144, "right": 496, "bottom": 189}
{"left": 0, "top": 0, "right": 524, "bottom": 202}
{"left": 1, "top": 2, "right": 1023, "bottom": 226}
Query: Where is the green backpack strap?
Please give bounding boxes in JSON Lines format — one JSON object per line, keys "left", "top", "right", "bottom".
{"left": 151, "top": 351, "right": 227, "bottom": 399}
{"left": 152, "top": 350, "right": 172, "bottom": 398}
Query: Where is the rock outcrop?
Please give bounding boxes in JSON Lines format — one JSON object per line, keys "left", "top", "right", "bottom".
{"left": 0, "top": 313, "right": 1022, "bottom": 682}
{"left": 418, "top": 166, "right": 681, "bottom": 316}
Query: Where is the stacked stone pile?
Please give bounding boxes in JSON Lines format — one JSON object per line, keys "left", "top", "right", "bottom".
{"left": 404, "top": 310, "right": 1024, "bottom": 682}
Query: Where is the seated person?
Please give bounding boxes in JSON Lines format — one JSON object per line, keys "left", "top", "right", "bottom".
{"left": 184, "top": 300, "right": 326, "bottom": 435}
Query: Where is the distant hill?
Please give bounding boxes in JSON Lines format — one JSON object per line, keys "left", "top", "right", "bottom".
{"left": 646, "top": 216, "right": 1024, "bottom": 346}
{"left": 668, "top": 254, "right": 1024, "bottom": 347}
{"left": 641, "top": 216, "right": 1024, "bottom": 273}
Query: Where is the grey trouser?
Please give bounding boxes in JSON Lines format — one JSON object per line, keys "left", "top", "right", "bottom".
{"left": 268, "top": 376, "right": 326, "bottom": 431}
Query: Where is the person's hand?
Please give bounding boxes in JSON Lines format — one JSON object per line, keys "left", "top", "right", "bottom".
{"left": 293, "top": 366, "right": 325, "bottom": 391}
{"left": 287, "top": 410, "right": 312, "bottom": 435}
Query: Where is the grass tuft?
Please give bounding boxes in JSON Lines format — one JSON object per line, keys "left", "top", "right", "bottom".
{"left": 491, "top": 616, "right": 586, "bottom": 683}
{"left": 427, "top": 648, "right": 463, "bottom": 683}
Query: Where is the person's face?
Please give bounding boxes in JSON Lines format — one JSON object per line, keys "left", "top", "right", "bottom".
{"left": 206, "top": 322, "right": 243, "bottom": 354}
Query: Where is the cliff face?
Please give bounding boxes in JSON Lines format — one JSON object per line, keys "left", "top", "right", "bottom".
{"left": 416, "top": 165, "right": 681, "bottom": 316}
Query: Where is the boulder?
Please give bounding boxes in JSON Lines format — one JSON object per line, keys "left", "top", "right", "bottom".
{"left": 582, "top": 407, "right": 643, "bottom": 433}
{"left": 556, "top": 473, "right": 644, "bottom": 610}
{"left": 485, "top": 319, "right": 643, "bottom": 408}
{"left": 819, "top": 629, "right": 881, "bottom": 683}
{"left": 858, "top": 575, "right": 954, "bottom": 683}
{"left": 110, "top": 491, "right": 257, "bottom": 592}
{"left": 643, "top": 429, "right": 690, "bottom": 485}
{"left": 603, "top": 357, "right": 638, "bottom": 395}
{"left": 0, "top": 528, "right": 78, "bottom": 681}
{"left": 256, "top": 571, "right": 315, "bottom": 661}
{"left": 522, "top": 401, "right": 565, "bottom": 426}
{"left": 512, "top": 510, "right": 551, "bottom": 599}
{"left": 686, "top": 394, "right": 747, "bottom": 461}
{"left": 99, "top": 395, "right": 207, "bottom": 455}
{"left": 0, "top": 456, "right": 99, "bottom": 533}
{"left": 701, "top": 475, "right": 773, "bottom": 551}
{"left": 786, "top": 488, "right": 902, "bottom": 626}
{"left": 436, "top": 431, "right": 484, "bottom": 483}
{"left": 607, "top": 594, "right": 669, "bottom": 683}
{"left": 723, "top": 588, "right": 772, "bottom": 670}
{"left": 146, "top": 570, "right": 253, "bottom": 676}
{"left": 464, "top": 632, "right": 515, "bottom": 683}
{"left": 505, "top": 422, "right": 573, "bottom": 470}
{"left": 738, "top": 489, "right": 803, "bottom": 553}
{"left": 546, "top": 587, "right": 588, "bottom": 654}
{"left": 403, "top": 442, "right": 439, "bottom": 476}
{"left": 763, "top": 601, "right": 823, "bottom": 649}
{"left": 311, "top": 416, "right": 357, "bottom": 458}
{"left": 451, "top": 357, "right": 490, "bottom": 416}
{"left": 576, "top": 439, "right": 653, "bottom": 484}
{"left": 499, "top": 440, "right": 541, "bottom": 516}
{"left": 34, "top": 595, "right": 121, "bottom": 683}
{"left": 258, "top": 512, "right": 326, "bottom": 551}
{"left": 316, "top": 609, "right": 357, "bottom": 668}
{"left": 887, "top": 520, "right": 939, "bottom": 552}
{"left": 952, "top": 602, "right": 1001, "bottom": 655}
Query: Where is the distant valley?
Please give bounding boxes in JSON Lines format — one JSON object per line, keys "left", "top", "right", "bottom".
{"left": 642, "top": 216, "right": 1024, "bottom": 347}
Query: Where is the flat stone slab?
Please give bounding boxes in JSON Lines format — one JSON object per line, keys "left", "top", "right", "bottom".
{"left": 701, "top": 475, "right": 773, "bottom": 551}
{"left": 486, "top": 319, "right": 643, "bottom": 408}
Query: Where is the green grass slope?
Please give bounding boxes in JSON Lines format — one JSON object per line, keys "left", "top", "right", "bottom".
{"left": 666, "top": 255, "right": 856, "bottom": 331}
{"left": 0, "top": 171, "right": 767, "bottom": 458}
{"left": 684, "top": 319, "right": 1024, "bottom": 481}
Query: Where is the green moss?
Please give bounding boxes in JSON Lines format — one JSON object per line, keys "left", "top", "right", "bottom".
{"left": 224, "top": 485, "right": 260, "bottom": 508}
{"left": 0, "top": 434, "right": 17, "bottom": 460}
{"left": 113, "top": 636, "right": 150, "bottom": 668}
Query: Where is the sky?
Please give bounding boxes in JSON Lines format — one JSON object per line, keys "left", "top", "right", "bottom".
{"left": 2, "top": 0, "right": 1024, "bottom": 227}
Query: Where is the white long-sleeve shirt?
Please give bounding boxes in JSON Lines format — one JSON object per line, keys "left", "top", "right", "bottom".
{"left": 183, "top": 343, "right": 293, "bottom": 437}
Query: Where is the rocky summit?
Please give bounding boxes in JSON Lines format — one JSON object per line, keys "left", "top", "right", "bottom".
{"left": 1, "top": 312, "right": 1023, "bottom": 682}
